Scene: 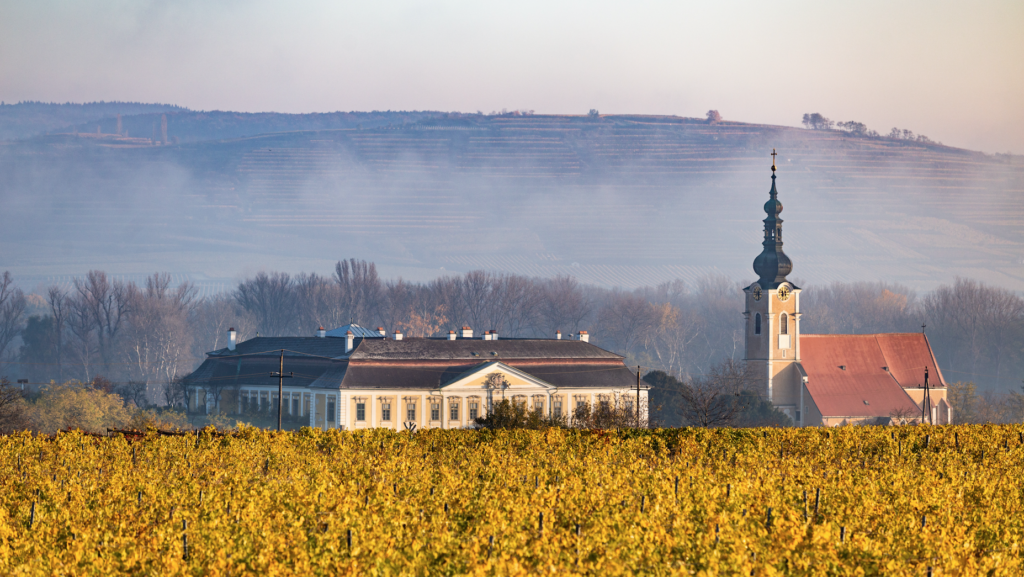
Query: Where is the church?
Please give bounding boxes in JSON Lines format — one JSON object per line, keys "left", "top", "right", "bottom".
{"left": 744, "top": 153, "right": 951, "bottom": 426}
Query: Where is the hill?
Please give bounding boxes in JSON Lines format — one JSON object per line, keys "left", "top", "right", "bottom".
{"left": 0, "top": 113, "right": 1021, "bottom": 295}
{"left": 0, "top": 101, "right": 187, "bottom": 140}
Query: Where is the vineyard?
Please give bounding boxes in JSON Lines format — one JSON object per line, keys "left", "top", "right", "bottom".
{"left": 1, "top": 425, "right": 1021, "bottom": 575}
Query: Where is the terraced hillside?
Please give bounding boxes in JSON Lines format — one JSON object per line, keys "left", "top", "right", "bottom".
{"left": 1, "top": 114, "right": 1021, "bottom": 292}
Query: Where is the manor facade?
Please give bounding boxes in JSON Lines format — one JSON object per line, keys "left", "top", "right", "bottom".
{"left": 185, "top": 326, "right": 645, "bottom": 430}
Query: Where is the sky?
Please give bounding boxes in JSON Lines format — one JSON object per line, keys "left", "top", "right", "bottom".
{"left": 1, "top": 0, "right": 1022, "bottom": 154}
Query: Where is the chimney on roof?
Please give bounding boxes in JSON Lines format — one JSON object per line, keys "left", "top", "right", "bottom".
{"left": 228, "top": 328, "right": 236, "bottom": 351}
{"left": 393, "top": 329, "right": 403, "bottom": 341}
{"left": 448, "top": 330, "right": 456, "bottom": 341}
{"left": 491, "top": 330, "right": 499, "bottom": 341}
{"left": 483, "top": 331, "right": 491, "bottom": 341}
{"left": 346, "top": 330, "right": 355, "bottom": 352}
{"left": 377, "top": 327, "right": 385, "bottom": 337}
{"left": 318, "top": 326, "right": 326, "bottom": 338}
{"left": 556, "top": 330, "right": 562, "bottom": 340}
{"left": 461, "top": 326, "right": 473, "bottom": 339}
{"left": 578, "top": 330, "right": 589, "bottom": 343}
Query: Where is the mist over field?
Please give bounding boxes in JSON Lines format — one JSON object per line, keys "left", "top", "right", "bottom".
{"left": 2, "top": 108, "right": 1022, "bottom": 297}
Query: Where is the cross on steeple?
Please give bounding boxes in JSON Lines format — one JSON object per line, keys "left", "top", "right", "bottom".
{"left": 752, "top": 149, "right": 792, "bottom": 288}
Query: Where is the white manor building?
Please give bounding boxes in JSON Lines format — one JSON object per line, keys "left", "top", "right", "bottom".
{"left": 185, "top": 325, "right": 645, "bottom": 430}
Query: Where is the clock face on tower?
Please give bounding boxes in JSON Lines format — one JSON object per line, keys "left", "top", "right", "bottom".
{"left": 752, "top": 286, "right": 762, "bottom": 301}
{"left": 777, "top": 285, "right": 791, "bottom": 302}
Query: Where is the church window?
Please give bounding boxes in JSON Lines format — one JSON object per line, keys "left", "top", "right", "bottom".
{"left": 780, "top": 312, "right": 789, "bottom": 335}
{"left": 381, "top": 402, "right": 392, "bottom": 422}
{"left": 755, "top": 313, "right": 762, "bottom": 335}
{"left": 356, "top": 402, "right": 366, "bottom": 422}
{"left": 431, "top": 402, "right": 440, "bottom": 421}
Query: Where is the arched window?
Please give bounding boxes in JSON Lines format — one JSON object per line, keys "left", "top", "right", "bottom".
{"left": 754, "top": 313, "right": 762, "bottom": 335}
{"left": 780, "top": 312, "right": 789, "bottom": 335}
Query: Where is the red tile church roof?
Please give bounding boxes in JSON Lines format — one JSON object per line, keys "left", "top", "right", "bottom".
{"left": 800, "top": 333, "right": 942, "bottom": 419}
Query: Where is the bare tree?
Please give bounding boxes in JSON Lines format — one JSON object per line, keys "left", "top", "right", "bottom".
{"left": 923, "top": 278, "right": 1024, "bottom": 389}
{"left": 596, "top": 292, "right": 658, "bottom": 353}
{"left": 46, "top": 286, "right": 69, "bottom": 382}
{"left": 190, "top": 295, "right": 256, "bottom": 355}
{"left": 120, "top": 273, "right": 196, "bottom": 403}
{"left": 295, "top": 272, "right": 345, "bottom": 333}
{"left": 0, "top": 377, "right": 28, "bottom": 432}
{"left": 73, "top": 270, "right": 131, "bottom": 370}
{"left": 677, "top": 359, "right": 756, "bottom": 427}
{"left": 540, "top": 275, "right": 593, "bottom": 336}
{"left": 489, "top": 274, "right": 542, "bottom": 337}
{"left": 335, "top": 258, "right": 382, "bottom": 326}
{"left": 0, "top": 271, "right": 26, "bottom": 361}
{"left": 67, "top": 289, "right": 97, "bottom": 382}
{"left": 234, "top": 271, "right": 296, "bottom": 336}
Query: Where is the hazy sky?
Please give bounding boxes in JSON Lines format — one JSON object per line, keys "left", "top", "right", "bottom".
{"left": 2, "top": 0, "right": 1022, "bottom": 153}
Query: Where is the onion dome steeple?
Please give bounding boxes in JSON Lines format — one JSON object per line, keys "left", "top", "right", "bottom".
{"left": 752, "top": 150, "right": 794, "bottom": 288}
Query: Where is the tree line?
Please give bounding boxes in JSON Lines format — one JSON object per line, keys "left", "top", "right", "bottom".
{"left": 801, "top": 112, "right": 936, "bottom": 144}
{"left": 1, "top": 262, "right": 1022, "bottom": 424}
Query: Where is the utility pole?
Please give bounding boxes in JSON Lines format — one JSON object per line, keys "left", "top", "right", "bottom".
{"left": 922, "top": 366, "right": 932, "bottom": 425}
{"left": 269, "top": 349, "right": 293, "bottom": 432}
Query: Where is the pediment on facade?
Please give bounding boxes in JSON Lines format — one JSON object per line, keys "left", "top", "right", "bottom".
{"left": 440, "top": 361, "right": 555, "bottom": 392}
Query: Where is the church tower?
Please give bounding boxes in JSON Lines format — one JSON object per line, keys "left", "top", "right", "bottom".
{"left": 744, "top": 151, "right": 803, "bottom": 423}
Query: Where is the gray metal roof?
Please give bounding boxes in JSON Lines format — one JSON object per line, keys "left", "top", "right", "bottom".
{"left": 206, "top": 336, "right": 357, "bottom": 359}
{"left": 325, "top": 324, "right": 383, "bottom": 338}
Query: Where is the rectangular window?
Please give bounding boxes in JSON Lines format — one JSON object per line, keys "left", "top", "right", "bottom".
{"left": 576, "top": 399, "right": 587, "bottom": 412}
{"left": 431, "top": 402, "right": 440, "bottom": 421}
{"left": 381, "top": 402, "right": 391, "bottom": 422}
{"left": 407, "top": 403, "right": 416, "bottom": 421}
{"left": 303, "top": 393, "right": 311, "bottom": 415}
{"left": 553, "top": 399, "right": 562, "bottom": 418}
{"left": 260, "top": 392, "right": 269, "bottom": 409}
{"left": 469, "top": 402, "right": 479, "bottom": 420}
{"left": 533, "top": 399, "right": 543, "bottom": 413}
{"left": 796, "top": 410, "right": 801, "bottom": 422}
{"left": 450, "top": 402, "right": 459, "bottom": 421}
{"left": 326, "top": 397, "right": 336, "bottom": 422}
{"left": 292, "top": 397, "right": 300, "bottom": 415}
{"left": 356, "top": 402, "right": 366, "bottom": 422}
{"left": 271, "top": 393, "right": 279, "bottom": 408}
